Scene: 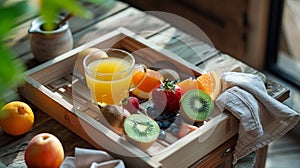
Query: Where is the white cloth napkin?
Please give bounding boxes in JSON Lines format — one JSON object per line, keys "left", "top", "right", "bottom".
{"left": 60, "top": 148, "right": 125, "bottom": 168}
{"left": 214, "top": 72, "right": 300, "bottom": 164}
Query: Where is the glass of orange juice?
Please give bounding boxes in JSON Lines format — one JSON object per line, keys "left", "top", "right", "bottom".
{"left": 83, "top": 48, "right": 146, "bottom": 105}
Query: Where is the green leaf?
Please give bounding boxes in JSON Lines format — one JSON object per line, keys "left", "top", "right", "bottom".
{"left": 0, "top": 1, "right": 30, "bottom": 38}
{"left": 0, "top": 44, "right": 25, "bottom": 99}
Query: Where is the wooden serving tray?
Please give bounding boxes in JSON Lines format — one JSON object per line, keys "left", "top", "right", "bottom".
{"left": 19, "top": 27, "right": 239, "bottom": 168}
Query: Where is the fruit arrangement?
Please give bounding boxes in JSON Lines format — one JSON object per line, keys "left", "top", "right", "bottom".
{"left": 100, "top": 69, "right": 222, "bottom": 150}
{"left": 0, "top": 101, "right": 64, "bottom": 167}
{"left": 76, "top": 48, "right": 222, "bottom": 149}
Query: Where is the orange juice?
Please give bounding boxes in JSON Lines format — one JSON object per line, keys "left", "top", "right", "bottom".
{"left": 85, "top": 57, "right": 133, "bottom": 105}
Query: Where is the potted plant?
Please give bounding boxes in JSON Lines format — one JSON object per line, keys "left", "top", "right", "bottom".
{"left": 28, "top": 13, "right": 76, "bottom": 62}
{"left": 28, "top": 0, "right": 93, "bottom": 62}
{"left": 0, "top": 0, "right": 96, "bottom": 107}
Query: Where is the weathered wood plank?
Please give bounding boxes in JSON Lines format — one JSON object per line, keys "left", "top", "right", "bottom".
{"left": 7, "top": 0, "right": 129, "bottom": 59}
{"left": 74, "top": 8, "right": 170, "bottom": 46}
{"left": 122, "top": 0, "right": 246, "bottom": 58}
{"left": 19, "top": 7, "right": 170, "bottom": 69}
{"left": 0, "top": 109, "right": 93, "bottom": 167}
{"left": 266, "top": 79, "right": 290, "bottom": 102}
{"left": 147, "top": 27, "right": 218, "bottom": 67}
{"left": 73, "top": 7, "right": 145, "bottom": 46}
{"left": 69, "top": 0, "right": 129, "bottom": 33}
{"left": 198, "top": 53, "right": 267, "bottom": 82}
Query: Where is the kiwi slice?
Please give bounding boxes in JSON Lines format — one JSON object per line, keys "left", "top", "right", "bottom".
{"left": 180, "top": 89, "right": 214, "bottom": 122}
{"left": 124, "top": 114, "right": 160, "bottom": 150}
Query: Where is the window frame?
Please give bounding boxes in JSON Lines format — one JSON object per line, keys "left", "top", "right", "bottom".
{"left": 265, "top": 0, "right": 300, "bottom": 87}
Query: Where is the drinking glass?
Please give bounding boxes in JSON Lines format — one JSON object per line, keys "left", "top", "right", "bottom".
{"left": 83, "top": 48, "right": 146, "bottom": 105}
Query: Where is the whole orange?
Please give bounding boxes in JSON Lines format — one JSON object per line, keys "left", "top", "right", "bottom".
{"left": 0, "top": 101, "right": 34, "bottom": 136}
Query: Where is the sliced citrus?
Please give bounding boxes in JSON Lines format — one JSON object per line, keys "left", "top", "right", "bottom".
{"left": 0, "top": 101, "right": 34, "bottom": 136}
{"left": 177, "top": 77, "right": 200, "bottom": 96}
{"left": 196, "top": 71, "right": 221, "bottom": 100}
{"left": 132, "top": 69, "right": 164, "bottom": 99}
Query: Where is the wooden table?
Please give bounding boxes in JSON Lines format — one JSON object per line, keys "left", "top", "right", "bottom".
{"left": 0, "top": 1, "right": 290, "bottom": 167}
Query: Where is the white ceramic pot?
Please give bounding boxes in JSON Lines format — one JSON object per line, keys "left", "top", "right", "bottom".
{"left": 28, "top": 17, "right": 73, "bottom": 62}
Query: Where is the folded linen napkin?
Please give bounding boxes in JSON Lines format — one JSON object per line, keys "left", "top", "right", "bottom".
{"left": 60, "top": 147, "right": 125, "bottom": 168}
{"left": 214, "top": 72, "right": 300, "bottom": 164}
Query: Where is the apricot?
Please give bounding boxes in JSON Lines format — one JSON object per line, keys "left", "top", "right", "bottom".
{"left": 25, "top": 133, "right": 64, "bottom": 168}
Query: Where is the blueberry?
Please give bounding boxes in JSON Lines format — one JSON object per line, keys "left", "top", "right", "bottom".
{"left": 161, "top": 113, "right": 169, "bottom": 120}
{"left": 155, "top": 115, "right": 164, "bottom": 121}
{"left": 169, "top": 116, "right": 177, "bottom": 123}
{"left": 158, "top": 130, "right": 166, "bottom": 140}
{"left": 162, "top": 112, "right": 176, "bottom": 120}
{"left": 156, "top": 121, "right": 163, "bottom": 128}
{"left": 161, "top": 120, "right": 171, "bottom": 129}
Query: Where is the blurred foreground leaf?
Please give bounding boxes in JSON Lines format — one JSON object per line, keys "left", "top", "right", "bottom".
{"left": 0, "top": 44, "right": 25, "bottom": 104}
{"left": 39, "top": 0, "right": 93, "bottom": 30}
{"left": 0, "top": 1, "right": 30, "bottom": 39}
{"left": 0, "top": 0, "right": 98, "bottom": 108}
{"left": 0, "top": 1, "right": 30, "bottom": 107}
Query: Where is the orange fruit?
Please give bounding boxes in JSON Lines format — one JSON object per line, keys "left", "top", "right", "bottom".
{"left": 25, "top": 133, "right": 64, "bottom": 168}
{"left": 177, "top": 77, "right": 200, "bottom": 96}
{"left": 196, "top": 71, "right": 221, "bottom": 100}
{"left": 0, "top": 101, "right": 34, "bottom": 136}
{"left": 131, "top": 69, "right": 164, "bottom": 99}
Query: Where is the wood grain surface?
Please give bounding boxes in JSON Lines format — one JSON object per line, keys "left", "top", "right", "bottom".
{"left": 0, "top": 1, "right": 290, "bottom": 167}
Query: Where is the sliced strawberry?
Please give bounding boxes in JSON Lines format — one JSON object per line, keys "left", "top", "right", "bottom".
{"left": 122, "top": 97, "right": 140, "bottom": 114}
{"left": 178, "top": 121, "right": 198, "bottom": 138}
{"left": 151, "top": 79, "right": 182, "bottom": 113}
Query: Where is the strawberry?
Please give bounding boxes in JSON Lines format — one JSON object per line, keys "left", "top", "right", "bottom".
{"left": 151, "top": 79, "right": 182, "bottom": 113}
{"left": 122, "top": 97, "right": 140, "bottom": 114}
